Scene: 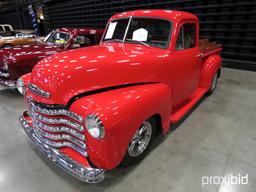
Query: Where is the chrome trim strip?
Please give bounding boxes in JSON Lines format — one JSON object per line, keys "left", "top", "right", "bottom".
{"left": 32, "top": 118, "right": 85, "bottom": 141}
{"left": 34, "top": 127, "right": 86, "bottom": 149}
{"left": 29, "top": 101, "right": 84, "bottom": 123}
{"left": 0, "top": 78, "right": 16, "bottom": 88}
{"left": 30, "top": 110, "right": 84, "bottom": 132}
{"left": 0, "top": 71, "right": 9, "bottom": 78}
{"left": 19, "top": 113, "right": 105, "bottom": 183}
{"left": 28, "top": 84, "right": 51, "bottom": 99}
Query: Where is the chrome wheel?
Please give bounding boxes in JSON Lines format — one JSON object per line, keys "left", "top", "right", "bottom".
{"left": 211, "top": 73, "right": 218, "bottom": 92}
{"left": 128, "top": 121, "right": 152, "bottom": 157}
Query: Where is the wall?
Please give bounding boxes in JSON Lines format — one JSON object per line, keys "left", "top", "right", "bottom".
{"left": 0, "top": 0, "right": 255, "bottom": 70}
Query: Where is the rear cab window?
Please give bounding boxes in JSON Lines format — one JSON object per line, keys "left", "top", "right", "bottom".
{"left": 176, "top": 23, "right": 196, "bottom": 50}
{"left": 4, "top": 25, "right": 12, "bottom": 32}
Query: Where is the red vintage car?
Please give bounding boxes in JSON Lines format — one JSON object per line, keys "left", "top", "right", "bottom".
{"left": 19, "top": 10, "right": 222, "bottom": 183}
{"left": 0, "top": 27, "right": 103, "bottom": 87}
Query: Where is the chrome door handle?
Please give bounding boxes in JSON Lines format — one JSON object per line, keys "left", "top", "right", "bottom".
{"left": 195, "top": 53, "right": 203, "bottom": 58}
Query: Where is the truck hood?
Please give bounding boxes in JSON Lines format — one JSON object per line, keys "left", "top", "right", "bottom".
{"left": 30, "top": 43, "right": 168, "bottom": 105}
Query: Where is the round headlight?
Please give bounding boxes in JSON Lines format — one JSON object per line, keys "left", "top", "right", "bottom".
{"left": 85, "top": 115, "right": 105, "bottom": 139}
{"left": 16, "top": 78, "right": 26, "bottom": 95}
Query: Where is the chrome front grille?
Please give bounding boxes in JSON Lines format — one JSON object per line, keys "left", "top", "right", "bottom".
{"left": 32, "top": 118, "right": 85, "bottom": 141}
{"left": 30, "top": 102, "right": 84, "bottom": 123}
{"left": 30, "top": 110, "right": 84, "bottom": 131}
{"left": 28, "top": 100, "right": 87, "bottom": 157}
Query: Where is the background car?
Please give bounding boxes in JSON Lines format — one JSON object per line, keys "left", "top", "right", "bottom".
{"left": 0, "top": 33, "right": 39, "bottom": 48}
{"left": 0, "top": 24, "right": 21, "bottom": 37}
{"left": 0, "top": 27, "right": 104, "bottom": 87}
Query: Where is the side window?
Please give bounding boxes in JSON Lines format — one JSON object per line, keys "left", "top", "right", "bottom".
{"left": 176, "top": 23, "right": 196, "bottom": 50}
{"left": 4, "top": 26, "right": 11, "bottom": 32}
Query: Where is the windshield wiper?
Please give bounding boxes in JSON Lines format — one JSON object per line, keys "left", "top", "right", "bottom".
{"left": 125, "top": 39, "right": 150, "bottom": 47}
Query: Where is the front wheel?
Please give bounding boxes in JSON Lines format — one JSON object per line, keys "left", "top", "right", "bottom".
{"left": 120, "top": 117, "right": 156, "bottom": 167}
{"left": 207, "top": 72, "right": 218, "bottom": 95}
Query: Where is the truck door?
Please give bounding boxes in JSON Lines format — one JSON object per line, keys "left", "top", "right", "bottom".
{"left": 172, "top": 21, "right": 202, "bottom": 105}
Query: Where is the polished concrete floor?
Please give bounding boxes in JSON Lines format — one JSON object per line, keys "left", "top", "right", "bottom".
{"left": 0, "top": 68, "right": 255, "bottom": 192}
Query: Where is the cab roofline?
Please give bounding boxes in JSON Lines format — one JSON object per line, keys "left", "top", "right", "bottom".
{"left": 110, "top": 9, "right": 198, "bottom": 22}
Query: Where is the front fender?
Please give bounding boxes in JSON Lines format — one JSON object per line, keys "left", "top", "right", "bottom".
{"left": 199, "top": 54, "right": 222, "bottom": 90}
{"left": 69, "top": 83, "right": 171, "bottom": 169}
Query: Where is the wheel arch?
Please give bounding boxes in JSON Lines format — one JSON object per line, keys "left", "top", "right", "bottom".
{"left": 151, "top": 113, "right": 164, "bottom": 137}
{"left": 217, "top": 68, "right": 221, "bottom": 78}
{"left": 199, "top": 54, "right": 222, "bottom": 90}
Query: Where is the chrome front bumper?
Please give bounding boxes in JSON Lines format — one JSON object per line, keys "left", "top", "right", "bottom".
{"left": 19, "top": 112, "right": 105, "bottom": 183}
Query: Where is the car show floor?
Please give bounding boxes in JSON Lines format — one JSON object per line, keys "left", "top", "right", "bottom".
{"left": 0, "top": 68, "right": 255, "bottom": 192}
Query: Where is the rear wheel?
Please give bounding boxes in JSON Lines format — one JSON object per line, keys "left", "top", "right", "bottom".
{"left": 207, "top": 72, "right": 218, "bottom": 95}
{"left": 120, "top": 117, "right": 157, "bottom": 167}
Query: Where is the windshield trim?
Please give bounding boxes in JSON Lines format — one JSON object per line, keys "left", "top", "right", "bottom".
{"left": 103, "top": 16, "right": 173, "bottom": 49}
{"left": 123, "top": 16, "right": 132, "bottom": 42}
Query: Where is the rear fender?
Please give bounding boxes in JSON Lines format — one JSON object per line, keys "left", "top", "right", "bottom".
{"left": 199, "top": 54, "right": 222, "bottom": 90}
{"left": 69, "top": 83, "right": 171, "bottom": 169}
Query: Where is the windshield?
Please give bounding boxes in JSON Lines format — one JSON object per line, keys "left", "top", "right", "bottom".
{"left": 45, "top": 31, "right": 70, "bottom": 45}
{"left": 103, "top": 17, "right": 172, "bottom": 49}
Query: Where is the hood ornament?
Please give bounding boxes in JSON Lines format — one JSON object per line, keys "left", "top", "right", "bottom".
{"left": 28, "top": 84, "right": 51, "bottom": 99}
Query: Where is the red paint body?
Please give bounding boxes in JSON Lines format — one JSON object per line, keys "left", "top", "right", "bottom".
{"left": 0, "top": 28, "right": 104, "bottom": 81}
{"left": 21, "top": 10, "right": 222, "bottom": 170}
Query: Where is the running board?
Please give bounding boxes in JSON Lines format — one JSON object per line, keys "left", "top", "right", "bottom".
{"left": 170, "top": 88, "right": 207, "bottom": 123}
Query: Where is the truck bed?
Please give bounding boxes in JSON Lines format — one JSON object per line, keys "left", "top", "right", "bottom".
{"left": 199, "top": 38, "right": 222, "bottom": 58}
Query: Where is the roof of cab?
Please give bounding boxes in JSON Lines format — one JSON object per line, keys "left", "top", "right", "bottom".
{"left": 111, "top": 9, "right": 198, "bottom": 22}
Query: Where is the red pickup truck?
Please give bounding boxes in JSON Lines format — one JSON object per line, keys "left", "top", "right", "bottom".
{"left": 19, "top": 10, "right": 222, "bottom": 183}
{"left": 0, "top": 28, "right": 103, "bottom": 87}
